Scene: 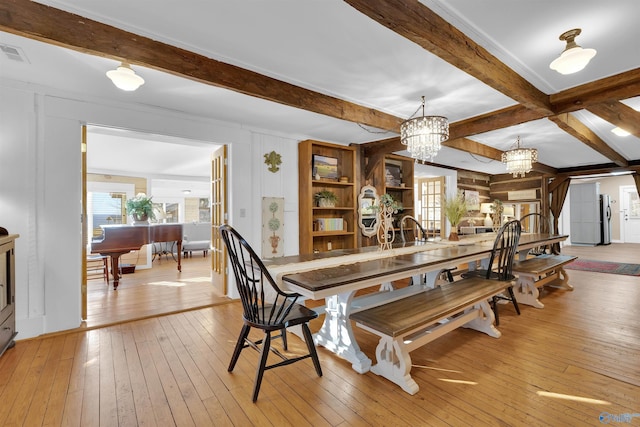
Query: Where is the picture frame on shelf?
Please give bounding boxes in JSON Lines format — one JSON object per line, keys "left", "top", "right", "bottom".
{"left": 312, "top": 154, "right": 339, "bottom": 180}
{"left": 385, "top": 163, "right": 402, "bottom": 187}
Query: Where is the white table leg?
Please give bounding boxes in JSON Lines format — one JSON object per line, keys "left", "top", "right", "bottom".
{"left": 314, "top": 291, "right": 372, "bottom": 373}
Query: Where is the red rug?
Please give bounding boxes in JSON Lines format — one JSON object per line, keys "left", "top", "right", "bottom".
{"left": 564, "top": 259, "right": 640, "bottom": 276}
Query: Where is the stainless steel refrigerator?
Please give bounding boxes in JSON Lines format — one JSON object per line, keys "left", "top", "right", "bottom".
{"left": 600, "top": 194, "right": 612, "bottom": 245}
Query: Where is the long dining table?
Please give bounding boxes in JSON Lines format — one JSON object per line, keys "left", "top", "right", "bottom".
{"left": 264, "top": 233, "right": 569, "bottom": 373}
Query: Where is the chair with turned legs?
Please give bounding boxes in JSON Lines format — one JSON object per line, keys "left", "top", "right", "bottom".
{"left": 220, "top": 224, "right": 322, "bottom": 402}
{"left": 460, "top": 219, "right": 522, "bottom": 325}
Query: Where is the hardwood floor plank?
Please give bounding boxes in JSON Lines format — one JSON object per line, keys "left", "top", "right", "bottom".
{"left": 110, "top": 325, "right": 139, "bottom": 427}
{"left": 81, "top": 330, "right": 102, "bottom": 427}
{"left": 42, "top": 356, "right": 73, "bottom": 427}
{"left": 155, "top": 316, "right": 215, "bottom": 426}
{"left": 22, "top": 335, "right": 66, "bottom": 426}
{"left": 141, "top": 318, "right": 196, "bottom": 427}
{"left": 134, "top": 336, "right": 176, "bottom": 426}
{"left": 120, "top": 323, "right": 158, "bottom": 427}
{"left": 4, "top": 338, "right": 54, "bottom": 425}
{"left": 99, "top": 328, "right": 119, "bottom": 426}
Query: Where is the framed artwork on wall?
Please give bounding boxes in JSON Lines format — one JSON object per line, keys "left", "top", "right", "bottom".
{"left": 464, "top": 190, "right": 480, "bottom": 211}
{"left": 262, "top": 197, "right": 284, "bottom": 258}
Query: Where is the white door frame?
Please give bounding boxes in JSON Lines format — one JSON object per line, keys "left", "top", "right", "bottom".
{"left": 619, "top": 185, "right": 640, "bottom": 243}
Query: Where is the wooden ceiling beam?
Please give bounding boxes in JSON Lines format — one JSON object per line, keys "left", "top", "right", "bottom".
{"left": 531, "top": 162, "right": 557, "bottom": 175}
{"left": 548, "top": 114, "right": 628, "bottom": 167}
{"left": 443, "top": 138, "right": 503, "bottom": 161}
{"left": 0, "top": 0, "right": 403, "bottom": 132}
{"left": 448, "top": 105, "right": 546, "bottom": 140}
{"left": 586, "top": 101, "right": 640, "bottom": 138}
{"left": 556, "top": 163, "right": 640, "bottom": 177}
{"left": 343, "top": 0, "right": 553, "bottom": 115}
{"left": 550, "top": 68, "right": 640, "bottom": 114}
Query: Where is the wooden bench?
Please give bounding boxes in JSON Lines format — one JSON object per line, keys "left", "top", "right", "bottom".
{"left": 350, "top": 278, "right": 510, "bottom": 395}
{"left": 511, "top": 254, "right": 577, "bottom": 309}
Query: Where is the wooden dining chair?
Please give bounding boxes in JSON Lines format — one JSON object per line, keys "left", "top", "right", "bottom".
{"left": 219, "top": 224, "right": 322, "bottom": 402}
{"left": 460, "top": 219, "right": 522, "bottom": 325}
{"left": 400, "top": 215, "right": 455, "bottom": 283}
{"left": 399, "top": 215, "right": 427, "bottom": 243}
{"left": 519, "top": 212, "right": 552, "bottom": 256}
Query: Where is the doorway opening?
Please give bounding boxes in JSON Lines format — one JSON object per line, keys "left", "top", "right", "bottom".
{"left": 83, "top": 125, "right": 228, "bottom": 328}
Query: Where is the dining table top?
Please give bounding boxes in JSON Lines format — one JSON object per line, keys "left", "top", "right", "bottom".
{"left": 263, "top": 233, "right": 568, "bottom": 299}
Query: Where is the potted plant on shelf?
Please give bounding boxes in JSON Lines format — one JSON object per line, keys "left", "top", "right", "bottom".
{"left": 126, "top": 193, "right": 156, "bottom": 224}
{"left": 314, "top": 190, "right": 338, "bottom": 208}
{"left": 442, "top": 190, "right": 469, "bottom": 241}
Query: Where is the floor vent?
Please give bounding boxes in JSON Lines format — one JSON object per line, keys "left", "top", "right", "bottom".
{"left": 0, "top": 44, "right": 29, "bottom": 63}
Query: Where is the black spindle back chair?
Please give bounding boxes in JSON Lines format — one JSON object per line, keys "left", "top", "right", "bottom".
{"left": 519, "top": 212, "right": 552, "bottom": 256}
{"left": 220, "top": 224, "right": 322, "bottom": 402}
{"left": 461, "top": 219, "right": 522, "bottom": 324}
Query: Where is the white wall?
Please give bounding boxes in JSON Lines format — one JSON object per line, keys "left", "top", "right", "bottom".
{"left": 0, "top": 82, "right": 300, "bottom": 339}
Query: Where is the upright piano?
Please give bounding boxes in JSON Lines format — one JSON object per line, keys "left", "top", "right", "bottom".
{"left": 91, "top": 224, "right": 183, "bottom": 289}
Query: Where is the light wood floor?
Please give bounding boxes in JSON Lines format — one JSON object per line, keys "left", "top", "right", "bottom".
{"left": 85, "top": 254, "right": 229, "bottom": 330}
{"left": 1, "top": 244, "right": 639, "bottom": 426}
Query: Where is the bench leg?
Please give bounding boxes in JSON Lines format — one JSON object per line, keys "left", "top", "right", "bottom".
{"left": 513, "top": 275, "right": 545, "bottom": 308}
{"left": 370, "top": 337, "right": 419, "bottom": 395}
{"left": 314, "top": 291, "right": 372, "bottom": 374}
{"left": 463, "top": 300, "right": 502, "bottom": 338}
{"left": 547, "top": 267, "right": 574, "bottom": 291}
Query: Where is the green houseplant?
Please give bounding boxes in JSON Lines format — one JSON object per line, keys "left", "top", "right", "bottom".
{"left": 442, "top": 190, "right": 469, "bottom": 241}
{"left": 126, "top": 193, "right": 155, "bottom": 223}
{"left": 314, "top": 190, "right": 338, "bottom": 207}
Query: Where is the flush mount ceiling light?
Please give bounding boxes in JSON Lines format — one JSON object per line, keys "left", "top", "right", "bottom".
{"left": 106, "top": 62, "right": 145, "bottom": 91}
{"left": 502, "top": 136, "right": 538, "bottom": 178}
{"left": 611, "top": 127, "right": 631, "bottom": 137}
{"left": 549, "top": 28, "right": 597, "bottom": 75}
{"left": 400, "top": 96, "right": 449, "bottom": 162}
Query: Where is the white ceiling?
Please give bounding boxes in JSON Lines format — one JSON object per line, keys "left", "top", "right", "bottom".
{"left": 1, "top": 0, "right": 639, "bottom": 177}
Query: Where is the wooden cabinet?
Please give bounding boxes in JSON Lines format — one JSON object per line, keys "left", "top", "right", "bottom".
{"left": 298, "top": 140, "right": 357, "bottom": 255}
{"left": 0, "top": 229, "right": 17, "bottom": 357}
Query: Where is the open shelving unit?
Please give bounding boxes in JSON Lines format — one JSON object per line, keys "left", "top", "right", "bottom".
{"left": 298, "top": 140, "right": 357, "bottom": 255}
{"left": 371, "top": 154, "right": 415, "bottom": 243}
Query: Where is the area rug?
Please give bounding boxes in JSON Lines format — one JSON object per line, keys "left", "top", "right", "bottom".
{"left": 564, "top": 259, "right": 640, "bottom": 276}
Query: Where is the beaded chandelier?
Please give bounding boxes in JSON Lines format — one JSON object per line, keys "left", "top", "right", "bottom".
{"left": 502, "top": 136, "right": 538, "bottom": 178}
{"left": 400, "top": 96, "right": 449, "bottom": 162}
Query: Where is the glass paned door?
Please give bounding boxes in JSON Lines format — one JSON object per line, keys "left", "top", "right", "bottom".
{"left": 417, "top": 177, "right": 444, "bottom": 239}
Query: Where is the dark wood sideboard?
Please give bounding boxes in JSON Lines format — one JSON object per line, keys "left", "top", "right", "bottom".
{"left": 0, "top": 228, "right": 18, "bottom": 357}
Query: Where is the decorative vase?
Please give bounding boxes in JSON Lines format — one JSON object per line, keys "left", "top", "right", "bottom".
{"left": 448, "top": 231, "right": 459, "bottom": 241}
{"left": 132, "top": 213, "right": 149, "bottom": 225}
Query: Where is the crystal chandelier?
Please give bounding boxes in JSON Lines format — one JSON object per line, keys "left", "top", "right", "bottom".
{"left": 400, "top": 96, "right": 449, "bottom": 161}
{"left": 502, "top": 136, "right": 537, "bottom": 178}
